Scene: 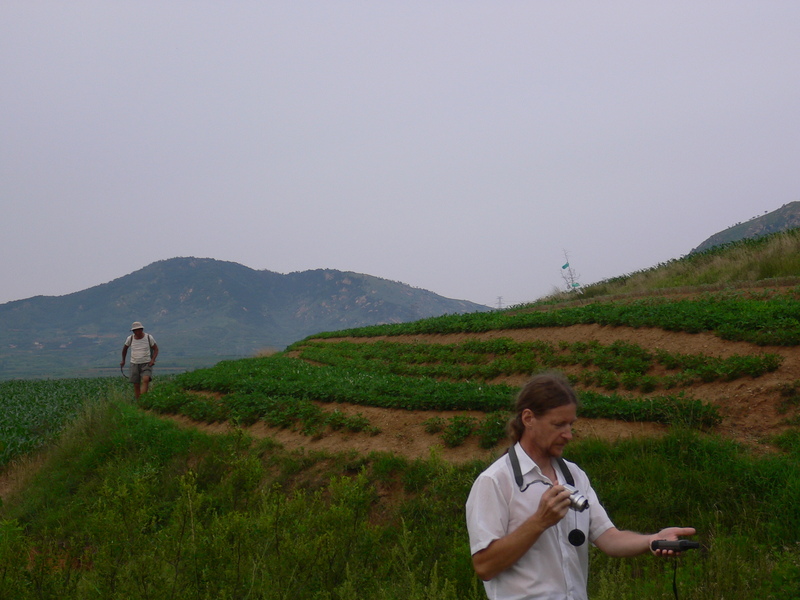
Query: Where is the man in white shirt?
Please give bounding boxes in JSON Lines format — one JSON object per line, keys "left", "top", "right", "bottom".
{"left": 120, "top": 321, "right": 159, "bottom": 400}
{"left": 466, "top": 372, "right": 695, "bottom": 600}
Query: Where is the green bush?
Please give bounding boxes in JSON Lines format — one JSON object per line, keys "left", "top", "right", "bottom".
{"left": 475, "top": 411, "right": 509, "bottom": 449}
{"left": 441, "top": 416, "right": 477, "bottom": 447}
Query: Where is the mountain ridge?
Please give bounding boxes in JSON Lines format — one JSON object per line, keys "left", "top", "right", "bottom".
{"left": 691, "top": 200, "right": 800, "bottom": 253}
{"left": 0, "top": 257, "right": 489, "bottom": 379}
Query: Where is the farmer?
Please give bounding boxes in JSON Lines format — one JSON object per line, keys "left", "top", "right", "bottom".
{"left": 120, "top": 321, "right": 159, "bottom": 400}
{"left": 466, "top": 371, "right": 696, "bottom": 600}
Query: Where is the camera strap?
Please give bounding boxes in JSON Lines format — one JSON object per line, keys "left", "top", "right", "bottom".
{"left": 556, "top": 456, "right": 574, "bottom": 486}
{"left": 508, "top": 444, "right": 586, "bottom": 547}
{"left": 507, "top": 444, "right": 574, "bottom": 491}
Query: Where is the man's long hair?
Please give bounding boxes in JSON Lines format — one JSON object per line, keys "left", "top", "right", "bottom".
{"left": 507, "top": 372, "right": 578, "bottom": 443}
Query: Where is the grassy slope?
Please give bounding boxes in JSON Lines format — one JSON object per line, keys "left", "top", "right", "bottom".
{"left": 2, "top": 230, "right": 800, "bottom": 598}
{"left": 560, "top": 227, "right": 800, "bottom": 299}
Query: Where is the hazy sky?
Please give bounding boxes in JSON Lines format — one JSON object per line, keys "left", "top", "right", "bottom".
{"left": 2, "top": 2, "right": 799, "bottom": 308}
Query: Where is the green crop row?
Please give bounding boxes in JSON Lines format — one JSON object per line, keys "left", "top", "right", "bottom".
{"left": 421, "top": 387, "right": 723, "bottom": 449}
{"left": 149, "top": 355, "right": 517, "bottom": 412}
{"left": 300, "top": 289, "right": 800, "bottom": 346}
{"left": 145, "top": 385, "right": 380, "bottom": 437}
{"left": 292, "top": 338, "right": 783, "bottom": 392}
{"left": 422, "top": 411, "right": 529, "bottom": 449}
{"left": 0, "top": 378, "right": 129, "bottom": 466}
{"left": 141, "top": 355, "right": 721, "bottom": 441}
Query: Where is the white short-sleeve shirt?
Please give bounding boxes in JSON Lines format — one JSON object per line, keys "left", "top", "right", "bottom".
{"left": 466, "top": 442, "right": 614, "bottom": 600}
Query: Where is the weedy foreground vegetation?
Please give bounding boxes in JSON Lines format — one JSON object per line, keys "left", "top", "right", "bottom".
{"left": 2, "top": 232, "right": 800, "bottom": 598}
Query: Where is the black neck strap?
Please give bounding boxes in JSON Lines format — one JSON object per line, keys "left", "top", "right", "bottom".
{"left": 508, "top": 444, "right": 574, "bottom": 491}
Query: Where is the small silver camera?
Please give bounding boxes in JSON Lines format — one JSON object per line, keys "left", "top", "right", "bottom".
{"left": 562, "top": 484, "right": 589, "bottom": 512}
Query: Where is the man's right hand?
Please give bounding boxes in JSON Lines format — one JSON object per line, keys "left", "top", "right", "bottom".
{"left": 535, "top": 485, "right": 572, "bottom": 528}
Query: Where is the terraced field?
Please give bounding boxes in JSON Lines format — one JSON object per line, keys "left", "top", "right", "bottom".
{"left": 156, "top": 296, "right": 800, "bottom": 463}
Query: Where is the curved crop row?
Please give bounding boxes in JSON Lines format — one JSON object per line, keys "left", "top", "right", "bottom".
{"left": 141, "top": 355, "right": 721, "bottom": 436}
{"left": 300, "top": 290, "right": 800, "bottom": 346}
{"left": 292, "top": 339, "right": 782, "bottom": 392}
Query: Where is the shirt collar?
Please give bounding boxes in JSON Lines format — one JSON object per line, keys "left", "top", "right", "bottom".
{"left": 513, "top": 441, "right": 560, "bottom": 485}
{"left": 514, "top": 441, "right": 544, "bottom": 477}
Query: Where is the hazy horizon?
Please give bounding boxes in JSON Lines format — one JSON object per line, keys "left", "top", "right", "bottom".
{"left": 3, "top": 2, "right": 799, "bottom": 306}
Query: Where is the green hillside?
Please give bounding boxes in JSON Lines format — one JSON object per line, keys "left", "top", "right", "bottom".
{"left": 0, "top": 257, "right": 489, "bottom": 380}
{"left": 690, "top": 200, "right": 800, "bottom": 254}
{"left": 2, "top": 230, "right": 800, "bottom": 598}
{"left": 552, "top": 226, "right": 800, "bottom": 300}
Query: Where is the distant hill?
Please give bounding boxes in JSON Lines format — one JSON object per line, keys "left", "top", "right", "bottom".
{"left": 0, "top": 258, "right": 489, "bottom": 380}
{"left": 691, "top": 201, "right": 800, "bottom": 253}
